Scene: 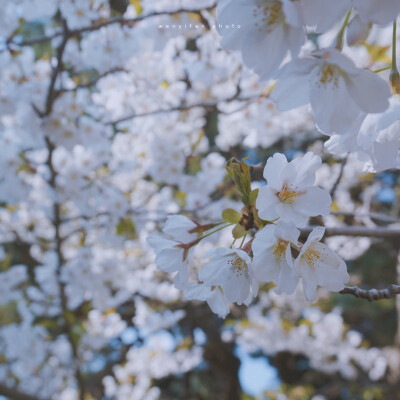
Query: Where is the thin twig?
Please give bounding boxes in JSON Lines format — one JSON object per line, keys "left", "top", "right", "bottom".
{"left": 340, "top": 285, "right": 400, "bottom": 301}
{"left": 9, "top": 5, "right": 216, "bottom": 48}
{"left": 330, "top": 155, "right": 348, "bottom": 198}
{"left": 107, "top": 95, "right": 263, "bottom": 125}
{"left": 332, "top": 211, "right": 400, "bottom": 224}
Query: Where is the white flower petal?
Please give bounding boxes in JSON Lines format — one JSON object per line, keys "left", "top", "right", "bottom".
{"left": 300, "top": 0, "right": 351, "bottom": 32}
{"left": 300, "top": 262, "right": 318, "bottom": 302}
{"left": 309, "top": 71, "right": 362, "bottom": 135}
{"left": 207, "top": 288, "right": 230, "bottom": 319}
{"left": 185, "top": 284, "right": 213, "bottom": 301}
{"left": 263, "top": 152, "right": 287, "bottom": 190}
{"left": 275, "top": 260, "right": 299, "bottom": 295}
{"left": 252, "top": 248, "right": 281, "bottom": 282}
{"left": 242, "top": 23, "right": 287, "bottom": 80}
{"left": 223, "top": 269, "right": 251, "bottom": 305}
{"left": 156, "top": 248, "right": 185, "bottom": 273}
{"left": 272, "top": 59, "right": 315, "bottom": 110}
{"left": 256, "top": 186, "right": 279, "bottom": 221}
{"left": 346, "top": 69, "right": 390, "bottom": 114}
{"left": 293, "top": 186, "right": 332, "bottom": 217}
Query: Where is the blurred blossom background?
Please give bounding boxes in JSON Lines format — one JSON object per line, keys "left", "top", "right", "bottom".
{"left": 0, "top": 1, "right": 399, "bottom": 400}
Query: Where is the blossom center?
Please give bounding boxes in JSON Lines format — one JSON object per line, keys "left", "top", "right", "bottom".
{"left": 253, "top": 1, "right": 283, "bottom": 32}
{"left": 228, "top": 256, "right": 246, "bottom": 277}
{"left": 303, "top": 243, "right": 322, "bottom": 266}
{"left": 277, "top": 183, "right": 302, "bottom": 204}
{"left": 318, "top": 64, "right": 340, "bottom": 88}
{"left": 272, "top": 239, "right": 288, "bottom": 262}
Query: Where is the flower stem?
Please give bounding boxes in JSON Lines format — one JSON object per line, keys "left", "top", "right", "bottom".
{"left": 390, "top": 20, "right": 400, "bottom": 93}
{"left": 241, "top": 236, "right": 255, "bottom": 253}
{"left": 239, "top": 234, "right": 247, "bottom": 249}
{"left": 393, "top": 20, "right": 397, "bottom": 72}
{"left": 199, "top": 223, "right": 235, "bottom": 241}
{"left": 374, "top": 65, "right": 392, "bottom": 74}
{"left": 335, "top": 9, "right": 352, "bottom": 50}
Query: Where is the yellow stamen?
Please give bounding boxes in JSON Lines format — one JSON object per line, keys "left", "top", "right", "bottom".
{"left": 277, "top": 183, "right": 302, "bottom": 204}
{"left": 228, "top": 256, "right": 245, "bottom": 277}
{"left": 318, "top": 64, "right": 339, "bottom": 88}
{"left": 272, "top": 239, "right": 288, "bottom": 263}
{"left": 303, "top": 243, "right": 322, "bottom": 265}
{"left": 253, "top": 1, "right": 283, "bottom": 32}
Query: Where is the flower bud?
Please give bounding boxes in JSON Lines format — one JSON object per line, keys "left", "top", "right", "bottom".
{"left": 390, "top": 68, "right": 400, "bottom": 95}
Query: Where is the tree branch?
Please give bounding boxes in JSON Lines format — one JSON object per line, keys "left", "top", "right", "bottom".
{"left": 340, "top": 285, "right": 400, "bottom": 301}
{"left": 330, "top": 155, "right": 348, "bottom": 198}
{"left": 107, "top": 95, "right": 263, "bottom": 125}
{"left": 10, "top": 5, "right": 216, "bottom": 48}
{"left": 332, "top": 211, "right": 400, "bottom": 224}
{"left": 45, "top": 138, "right": 86, "bottom": 400}
{"left": 0, "top": 384, "right": 49, "bottom": 400}
{"left": 34, "top": 21, "right": 69, "bottom": 118}
{"left": 302, "top": 225, "right": 400, "bottom": 238}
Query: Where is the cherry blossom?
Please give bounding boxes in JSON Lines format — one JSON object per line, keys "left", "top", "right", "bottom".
{"left": 198, "top": 247, "right": 258, "bottom": 305}
{"left": 252, "top": 222, "right": 300, "bottom": 294}
{"left": 217, "top": 0, "right": 305, "bottom": 79}
{"left": 256, "top": 152, "right": 332, "bottom": 227}
{"left": 0, "top": 1, "right": 399, "bottom": 398}
{"left": 147, "top": 216, "right": 198, "bottom": 288}
{"left": 295, "top": 227, "right": 350, "bottom": 302}
{"left": 271, "top": 48, "right": 391, "bottom": 135}
{"left": 357, "top": 97, "right": 400, "bottom": 171}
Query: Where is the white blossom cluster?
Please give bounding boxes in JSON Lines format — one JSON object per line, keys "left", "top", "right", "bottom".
{"left": 0, "top": 0, "right": 399, "bottom": 399}
{"left": 217, "top": 0, "right": 400, "bottom": 171}
{"left": 234, "top": 291, "right": 388, "bottom": 382}
{"left": 149, "top": 152, "right": 349, "bottom": 317}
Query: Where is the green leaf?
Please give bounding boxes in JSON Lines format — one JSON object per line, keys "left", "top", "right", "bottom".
{"left": 116, "top": 217, "right": 137, "bottom": 240}
{"left": 249, "top": 189, "right": 259, "bottom": 206}
{"left": 222, "top": 208, "right": 241, "bottom": 224}
{"left": 225, "top": 158, "right": 252, "bottom": 205}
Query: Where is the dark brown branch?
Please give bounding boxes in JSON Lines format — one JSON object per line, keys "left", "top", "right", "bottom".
{"left": 330, "top": 155, "right": 348, "bottom": 198}
{"left": 45, "top": 138, "right": 86, "bottom": 400}
{"left": 332, "top": 211, "right": 400, "bottom": 224}
{"left": 0, "top": 384, "right": 49, "bottom": 400}
{"left": 33, "top": 21, "right": 69, "bottom": 118}
{"left": 340, "top": 285, "right": 400, "bottom": 301}
{"left": 11, "top": 5, "right": 216, "bottom": 48}
{"left": 107, "top": 95, "right": 262, "bottom": 125}
{"left": 70, "top": 6, "right": 215, "bottom": 35}
{"left": 39, "top": 20, "right": 85, "bottom": 396}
